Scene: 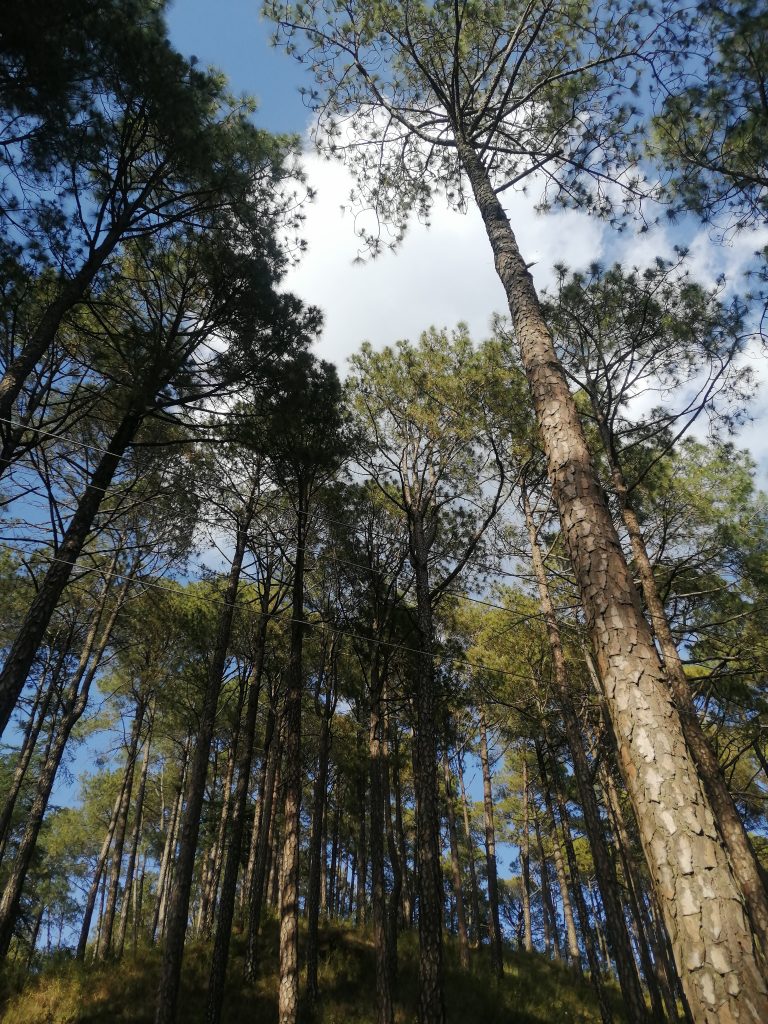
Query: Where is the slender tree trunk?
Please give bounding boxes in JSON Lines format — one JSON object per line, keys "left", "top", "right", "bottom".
{"left": 535, "top": 742, "right": 580, "bottom": 969}
{"left": 456, "top": 753, "right": 482, "bottom": 948}
{"left": 199, "top": 738, "right": 237, "bottom": 939}
{"left": 78, "top": 781, "right": 127, "bottom": 959}
{"left": 278, "top": 480, "right": 309, "bottom": 1024}
{"left": 460, "top": 140, "right": 768, "bottom": 1023}
{"left": 554, "top": 778, "right": 614, "bottom": 1024}
{"left": 0, "top": 409, "right": 142, "bottom": 736}
{"left": 116, "top": 714, "right": 153, "bottom": 958}
{"left": 521, "top": 756, "right": 533, "bottom": 953}
{"left": 152, "top": 743, "right": 190, "bottom": 945}
{"left": 442, "top": 752, "right": 470, "bottom": 969}
{"left": 478, "top": 714, "right": 503, "bottom": 978}
{"left": 206, "top": 610, "right": 268, "bottom": 1024}
{"left": 535, "top": 809, "right": 558, "bottom": 958}
{"left": 99, "top": 700, "right": 145, "bottom": 959}
{"left": 305, "top": 661, "right": 334, "bottom": 1004}
{"left": 154, "top": 489, "right": 256, "bottom": 1024}
{"left": 410, "top": 525, "right": 446, "bottom": 1024}
{"left": 245, "top": 703, "right": 279, "bottom": 979}
{"left": 369, "top": 654, "right": 395, "bottom": 1024}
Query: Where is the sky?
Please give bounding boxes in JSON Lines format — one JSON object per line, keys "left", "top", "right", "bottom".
{"left": 166, "top": 0, "right": 768, "bottom": 492}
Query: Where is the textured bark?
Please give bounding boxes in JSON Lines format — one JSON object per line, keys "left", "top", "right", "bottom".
{"left": 0, "top": 409, "right": 142, "bottom": 736}
{"left": 478, "top": 715, "right": 503, "bottom": 977}
{"left": 154, "top": 492, "right": 255, "bottom": 1024}
{"left": 206, "top": 610, "right": 267, "bottom": 1024}
{"left": 442, "top": 752, "right": 470, "bottom": 969}
{"left": 606, "top": 452, "right": 768, "bottom": 963}
{"left": 523, "top": 490, "right": 652, "bottom": 1022}
{"left": 462, "top": 138, "right": 768, "bottom": 1021}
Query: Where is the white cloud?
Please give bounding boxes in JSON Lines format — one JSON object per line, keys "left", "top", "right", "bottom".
{"left": 285, "top": 153, "right": 767, "bottom": 489}
{"left": 286, "top": 154, "right": 605, "bottom": 370}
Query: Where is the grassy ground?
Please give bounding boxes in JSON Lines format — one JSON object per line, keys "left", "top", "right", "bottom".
{"left": 0, "top": 922, "right": 626, "bottom": 1024}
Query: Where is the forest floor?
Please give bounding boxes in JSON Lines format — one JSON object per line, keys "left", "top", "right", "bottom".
{"left": 0, "top": 921, "right": 627, "bottom": 1024}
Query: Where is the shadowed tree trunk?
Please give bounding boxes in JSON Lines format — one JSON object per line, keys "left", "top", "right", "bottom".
{"left": 456, "top": 752, "right": 482, "bottom": 949}
{"left": 478, "top": 713, "right": 503, "bottom": 978}
{"left": 521, "top": 756, "right": 533, "bottom": 954}
{"left": 154, "top": 486, "right": 257, "bottom": 1024}
{"left": 370, "top": 653, "right": 394, "bottom": 1024}
{"left": 206, "top": 605, "right": 269, "bottom": 1024}
{"left": 116, "top": 712, "right": 154, "bottom": 958}
{"left": 442, "top": 751, "right": 470, "bottom": 970}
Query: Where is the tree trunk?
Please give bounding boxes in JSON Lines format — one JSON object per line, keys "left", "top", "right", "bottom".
{"left": 605, "top": 447, "right": 768, "bottom": 962}
{"left": 154, "top": 489, "right": 256, "bottom": 1024}
{"left": 460, "top": 141, "right": 768, "bottom": 1023}
{"left": 78, "top": 780, "right": 127, "bottom": 959}
{"left": 521, "top": 756, "right": 533, "bottom": 954}
{"left": 523, "top": 490, "right": 650, "bottom": 1021}
{"left": 456, "top": 753, "right": 482, "bottom": 948}
{"left": 152, "top": 742, "right": 190, "bottom": 945}
{"left": 535, "top": 741, "right": 580, "bottom": 969}
{"left": 99, "top": 699, "right": 145, "bottom": 959}
{"left": 478, "top": 714, "right": 503, "bottom": 978}
{"left": 535, "top": 809, "right": 558, "bottom": 958}
{"left": 370, "top": 654, "right": 395, "bottom": 1024}
{"left": 442, "top": 752, "right": 470, "bottom": 969}
{"left": 245, "top": 701, "right": 279, "bottom": 979}
{"left": 410, "top": 524, "right": 446, "bottom": 1024}
{"left": 278, "top": 480, "right": 309, "bottom": 1024}
{"left": 0, "top": 409, "right": 142, "bottom": 736}
{"left": 116, "top": 713, "right": 153, "bottom": 958}
{"left": 206, "top": 609, "right": 267, "bottom": 1024}
{"left": 305, "top": 661, "right": 334, "bottom": 1004}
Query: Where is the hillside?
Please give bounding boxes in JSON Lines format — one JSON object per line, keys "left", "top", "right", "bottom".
{"left": 0, "top": 924, "right": 625, "bottom": 1024}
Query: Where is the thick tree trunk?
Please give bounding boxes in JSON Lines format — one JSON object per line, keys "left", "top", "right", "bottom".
{"left": 206, "top": 610, "right": 267, "bottom": 1024}
{"left": 442, "top": 752, "right": 470, "bottom": 969}
{"left": 154, "top": 491, "right": 256, "bottom": 1024}
{"left": 461, "top": 141, "right": 768, "bottom": 1022}
{"left": 523, "top": 490, "right": 652, "bottom": 1022}
{"left": 0, "top": 409, "right": 142, "bottom": 736}
{"left": 606, "top": 450, "right": 768, "bottom": 962}
{"left": 478, "top": 715, "right": 503, "bottom": 978}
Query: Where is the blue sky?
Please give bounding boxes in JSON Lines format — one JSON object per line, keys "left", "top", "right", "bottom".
{"left": 167, "top": 0, "right": 309, "bottom": 133}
